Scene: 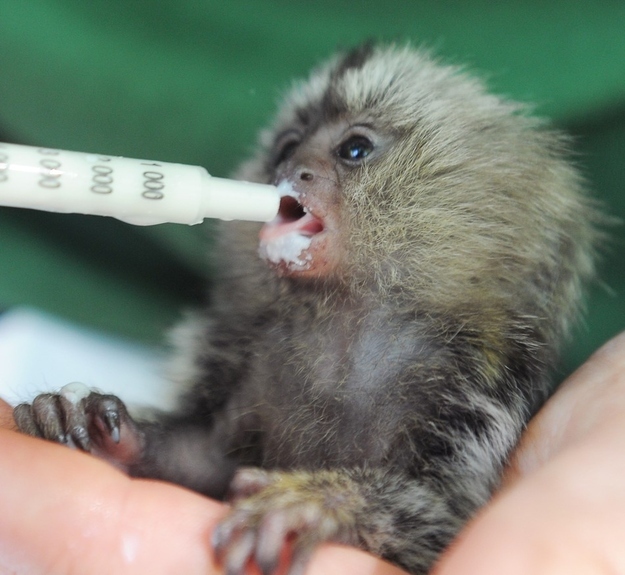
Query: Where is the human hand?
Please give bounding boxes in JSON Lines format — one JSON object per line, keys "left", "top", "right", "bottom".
{"left": 0, "top": 399, "right": 403, "bottom": 574}
{"left": 1, "top": 331, "right": 624, "bottom": 574}
{"left": 0, "top": 397, "right": 222, "bottom": 574}
{"left": 435, "top": 330, "right": 625, "bottom": 575}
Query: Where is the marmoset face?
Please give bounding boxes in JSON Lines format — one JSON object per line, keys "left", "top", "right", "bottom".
{"left": 258, "top": 116, "right": 392, "bottom": 279}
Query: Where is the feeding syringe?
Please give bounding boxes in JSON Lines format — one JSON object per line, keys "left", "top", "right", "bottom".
{"left": 0, "top": 142, "right": 279, "bottom": 225}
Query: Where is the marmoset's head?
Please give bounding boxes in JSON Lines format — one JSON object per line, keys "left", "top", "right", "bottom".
{"left": 235, "top": 43, "right": 597, "bottom": 342}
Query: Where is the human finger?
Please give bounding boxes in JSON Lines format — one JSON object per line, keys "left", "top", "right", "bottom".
{"left": 0, "top": 428, "right": 225, "bottom": 574}
{"left": 434, "top": 417, "right": 625, "bottom": 575}
{"left": 0, "top": 425, "right": 407, "bottom": 575}
{"left": 434, "top": 332, "right": 625, "bottom": 575}
{"left": 505, "top": 330, "right": 625, "bottom": 484}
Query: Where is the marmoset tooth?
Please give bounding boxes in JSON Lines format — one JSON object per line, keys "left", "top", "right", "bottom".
{"left": 15, "top": 44, "right": 598, "bottom": 575}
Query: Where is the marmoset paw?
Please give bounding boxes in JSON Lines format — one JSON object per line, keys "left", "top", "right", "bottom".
{"left": 13, "top": 382, "right": 143, "bottom": 465}
{"left": 212, "top": 468, "right": 364, "bottom": 575}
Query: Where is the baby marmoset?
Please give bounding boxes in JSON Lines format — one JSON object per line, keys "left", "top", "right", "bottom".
{"left": 15, "top": 44, "right": 598, "bottom": 574}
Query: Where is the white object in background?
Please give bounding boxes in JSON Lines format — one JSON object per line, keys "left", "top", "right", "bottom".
{"left": 0, "top": 141, "right": 279, "bottom": 225}
{"left": 0, "top": 307, "right": 175, "bottom": 411}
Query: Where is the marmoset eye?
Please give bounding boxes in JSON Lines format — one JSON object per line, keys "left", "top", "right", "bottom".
{"left": 337, "top": 135, "right": 374, "bottom": 162}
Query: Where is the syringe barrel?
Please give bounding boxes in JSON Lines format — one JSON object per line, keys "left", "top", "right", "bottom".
{"left": 0, "top": 142, "right": 279, "bottom": 225}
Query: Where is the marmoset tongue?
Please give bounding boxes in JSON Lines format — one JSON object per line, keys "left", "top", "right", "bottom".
{"left": 259, "top": 195, "right": 323, "bottom": 242}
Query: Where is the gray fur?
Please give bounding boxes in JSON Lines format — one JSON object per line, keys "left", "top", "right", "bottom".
{"left": 15, "top": 45, "right": 598, "bottom": 574}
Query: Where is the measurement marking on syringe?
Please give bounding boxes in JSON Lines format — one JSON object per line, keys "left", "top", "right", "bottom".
{"left": 141, "top": 170, "right": 165, "bottom": 200}
{"left": 0, "top": 151, "right": 8, "bottom": 182}
{"left": 91, "top": 164, "right": 114, "bottom": 194}
{"left": 37, "top": 148, "right": 62, "bottom": 189}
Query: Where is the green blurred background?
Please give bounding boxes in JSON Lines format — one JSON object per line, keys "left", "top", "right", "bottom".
{"left": 0, "top": 0, "right": 623, "bottom": 376}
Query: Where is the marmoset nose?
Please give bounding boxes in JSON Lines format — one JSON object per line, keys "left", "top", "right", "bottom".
{"left": 275, "top": 165, "right": 315, "bottom": 186}
{"left": 274, "top": 163, "right": 315, "bottom": 186}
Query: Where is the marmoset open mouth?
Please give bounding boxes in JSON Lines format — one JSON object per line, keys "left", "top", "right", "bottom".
{"left": 278, "top": 196, "right": 324, "bottom": 233}
{"left": 279, "top": 195, "right": 306, "bottom": 222}
{"left": 260, "top": 195, "right": 324, "bottom": 241}
{"left": 258, "top": 188, "right": 326, "bottom": 270}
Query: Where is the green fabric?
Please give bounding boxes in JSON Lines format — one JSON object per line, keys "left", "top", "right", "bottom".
{"left": 0, "top": 0, "right": 623, "bottom": 374}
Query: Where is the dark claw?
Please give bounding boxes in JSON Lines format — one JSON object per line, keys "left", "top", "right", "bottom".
{"left": 102, "top": 407, "right": 120, "bottom": 443}
{"left": 69, "top": 423, "right": 92, "bottom": 451}
{"left": 211, "top": 519, "right": 236, "bottom": 559}
{"left": 223, "top": 530, "right": 255, "bottom": 575}
{"left": 255, "top": 512, "right": 286, "bottom": 575}
{"left": 58, "top": 394, "right": 93, "bottom": 451}
{"left": 109, "top": 421, "right": 120, "bottom": 443}
{"left": 83, "top": 394, "right": 126, "bottom": 444}
{"left": 13, "top": 388, "right": 141, "bottom": 467}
